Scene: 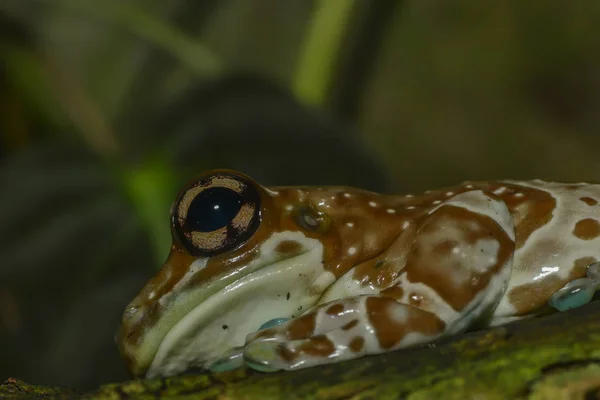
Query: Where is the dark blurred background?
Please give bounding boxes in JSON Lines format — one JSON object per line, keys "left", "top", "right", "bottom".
{"left": 2, "top": 0, "right": 600, "bottom": 391}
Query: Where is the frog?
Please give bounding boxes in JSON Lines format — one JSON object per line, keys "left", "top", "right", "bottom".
{"left": 116, "top": 170, "right": 600, "bottom": 378}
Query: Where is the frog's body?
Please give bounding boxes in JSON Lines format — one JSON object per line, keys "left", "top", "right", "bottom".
{"left": 116, "top": 171, "right": 600, "bottom": 378}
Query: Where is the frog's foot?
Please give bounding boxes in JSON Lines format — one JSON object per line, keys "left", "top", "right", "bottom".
{"left": 549, "top": 262, "right": 600, "bottom": 311}
{"left": 207, "top": 346, "right": 245, "bottom": 373}
{"left": 244, "top": 334, "right": 340, "bottom": 372}
{"left": 243, "top": 295, "right": 446, "bottom": 371}
{"left": 207, "top": 318, "right": 291, "bottom": 373}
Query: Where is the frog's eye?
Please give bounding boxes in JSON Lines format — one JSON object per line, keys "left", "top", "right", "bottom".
{"left": 172, "top": 172, "right": 261, "bottom": 256}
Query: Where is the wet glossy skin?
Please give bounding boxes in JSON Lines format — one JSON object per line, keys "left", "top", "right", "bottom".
{"left": 116, "top": 171, "right": 600, "bottom": 378}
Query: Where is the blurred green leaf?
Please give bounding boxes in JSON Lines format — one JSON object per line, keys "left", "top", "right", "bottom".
{"left": 47, "top": 0, "right": 221, "bottom": 76}
{"left": 293, "top": 0, "right": 356, "bottom": 106}
{"left": 119, "top": 160, "right": 177, "bottom": 266}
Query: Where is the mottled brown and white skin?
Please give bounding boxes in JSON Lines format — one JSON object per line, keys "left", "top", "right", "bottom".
{"left": 116, "top": 170, "right": 600, "bottom": 378}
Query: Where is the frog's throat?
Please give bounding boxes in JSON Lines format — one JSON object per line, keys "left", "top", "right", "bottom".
{"left": 145, "top": 234, "right": 335, "bottom": 378}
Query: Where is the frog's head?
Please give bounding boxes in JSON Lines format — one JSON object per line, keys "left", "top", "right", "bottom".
{"left": 116, "top": 170, "right": 405, "bottom": 378}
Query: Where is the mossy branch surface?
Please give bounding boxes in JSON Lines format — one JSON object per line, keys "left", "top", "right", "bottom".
{"left": 5, "top": 300, "right": 600, "bottom": 399}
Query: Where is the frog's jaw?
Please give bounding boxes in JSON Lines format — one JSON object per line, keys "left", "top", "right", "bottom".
{"left": 143, "top": 234, "right": 335, "bottom": 378}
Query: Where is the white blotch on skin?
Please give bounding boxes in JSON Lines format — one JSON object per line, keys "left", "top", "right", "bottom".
{"left": 285, "top": 205, "right": 293, "bottom": 211}
{"left": 312, "top": 270, "right": 336, "bottom": 292}
{"left": 446, "top": 191, "right": 454, "bottom": 197}
{"left": 348, "top": 247, "right": 357, "bottom": 255}
{"left": 514, "top": 193, "right": 524, "bottom": 198}
{"left": 470, "top": 239, "right": 500, "bottom": 273}
{"left": 493, "top": 187, "right": 507, "bottom": 195}
{"left": 148, "top": 291, "right": 156, "bottom": 300}
{"left": 388, "top": 304, "right": 408, "bottom": 324}
{"left": 402, "top": 220, "right": 411, "bottom": 229}
{"left": 369, "top": 201, "right": 378, "bottom": 207}
{"left": 533, "top": 266, "right": 559, "bottom": 281}
{"left": 343, "top": 193, "right": 351, "bottom": 198}
{"left": 465, "top": 184, "right": 474, "bottom": 189}
{"left": 432, "top": 200, "right": 441, "bottom": 205}
{"left": 387, "top": 208, "right": 396, "bottom": 214}
{"left": 406, "top": 206, "right": 416, "bottom": 210}
{"left": 405, "top": 194, "right": 414, "bottom": 198}
{"left": 346, "top": 222, "right": 355, "bottom": 228}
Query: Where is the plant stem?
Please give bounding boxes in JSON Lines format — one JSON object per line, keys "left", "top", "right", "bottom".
{"left": 293, "top": 0, "right": 356, "bottom": 107}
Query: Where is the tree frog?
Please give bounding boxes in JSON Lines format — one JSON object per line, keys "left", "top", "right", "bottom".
{"left": 116, "top": 170, "right": 600, "bottom": 378}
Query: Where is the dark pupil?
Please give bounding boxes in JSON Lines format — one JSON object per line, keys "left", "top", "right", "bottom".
{"left": 186, "top": 187, "right": 242, "bottom": 232}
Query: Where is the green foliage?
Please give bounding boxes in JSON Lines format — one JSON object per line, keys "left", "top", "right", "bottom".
{"left": 119, "top": 160, "right": 177, "bottom": 265}
{"left": 293, "top": 0, "right": 355, "bottom": 106}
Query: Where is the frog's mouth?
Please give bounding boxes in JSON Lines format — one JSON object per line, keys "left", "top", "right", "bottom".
{"left": 141, "top": 236, "right": 333, "bottom": 378}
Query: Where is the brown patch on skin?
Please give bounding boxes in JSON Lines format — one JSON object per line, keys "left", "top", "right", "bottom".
{"left": 580, "top": 197, "right": 598, "bottom": 206}
{"left": 508, "top": 256, "right": 595, "bottom": 315}
{"left": 342, "top": 319, "right": 359, "bottom": 330}
{"left": 498, "top": 186, "right": 556, "bottom": 250}
{"left": 296, "top": 335, "right": 336, "bottom": 357}
{"left": 286, "top": 313, "right": 317, "bottom": 340}
{"left": 366, "top": 297, "right": 445, "bottom": 349}
{"left": 433, "top": 240, "right": 459, "bottom": 255}
{"left": 352, "top": 222, "right": 417, "bottom": 289}
{"left": 275, "top": 240, "right": 303, "bottom": 255}
{"left": 381, "top": 286, "right": 404, "bottom": 300}
{"left": 326, "top": 304, "right": 344, "bottom": 316}
{"left": 349, "top": 336, "right": 365, "bottom": 352}
{"left": 404, "top": 203, "right": 515, "bottom": 311}
{"left": 279, "top": 335, "right": 336, "bottom": 361}
{"left": 573, "top": 219, "right": 600, "bottom": 240}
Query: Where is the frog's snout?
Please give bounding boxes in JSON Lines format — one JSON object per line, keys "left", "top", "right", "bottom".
{"left": 117, "top": 300, "right": 145, "bottom": 337}
{"left": 114, "top": 299, "right": 152, "bottom": 376}
{"left": 121, "top": 304, "right": 143, "bottom": 329}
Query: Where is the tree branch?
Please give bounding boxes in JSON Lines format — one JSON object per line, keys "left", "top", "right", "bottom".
{"left": 5, "top": 300, "right": 600, "bottom": 398}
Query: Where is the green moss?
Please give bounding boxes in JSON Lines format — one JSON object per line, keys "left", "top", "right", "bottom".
{"left": 0, "top": 378, "right": 75, "bottom": 399}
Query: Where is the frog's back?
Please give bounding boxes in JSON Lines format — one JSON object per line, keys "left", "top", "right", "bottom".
{"left": 311, "top": 179, "right": 600, "bottom": 324}
{"left": 479, "top": 180, "right": 600, "bottom": 323}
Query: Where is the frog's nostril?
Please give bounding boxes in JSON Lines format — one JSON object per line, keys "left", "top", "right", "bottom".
{"left": 124, "top": 305, "right": 140, "bottom": 321}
